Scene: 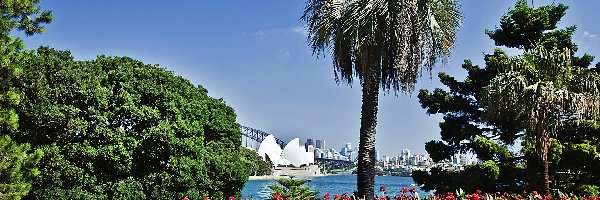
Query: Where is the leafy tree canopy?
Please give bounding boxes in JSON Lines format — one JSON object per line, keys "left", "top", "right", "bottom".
{"left": 415, "top": 0, "right": 600, "bottom": 194}
{"left": 1, "top": 0, "right": 52, "bottom": 131}
{"left": 0, "top": 135, "right": 43, "bottom": 200}
{"left": 1, "top": 0, "right": 51, "bottom": 199}
{"left": 11, "top": 47, "right": 250, "bottom": 199}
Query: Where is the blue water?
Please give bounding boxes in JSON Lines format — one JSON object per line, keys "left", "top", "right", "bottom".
{"left": 241, "top": 175, "right": 430, "bottom": 199}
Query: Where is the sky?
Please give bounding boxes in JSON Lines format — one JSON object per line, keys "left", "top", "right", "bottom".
{"left": 19, "top": 1, "right": 600, "bottom": 156}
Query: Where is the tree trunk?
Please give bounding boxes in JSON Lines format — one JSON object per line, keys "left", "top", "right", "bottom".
{"left": 543, "top": 153, "right": 550, "bottom": 195}
{"left": 357, "top": 75, "right": 380, "bottom": 199}
{"left": 538, "top": 130, "right": 550, "bottom": 196}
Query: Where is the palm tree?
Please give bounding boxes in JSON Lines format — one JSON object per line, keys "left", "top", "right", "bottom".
{"left": 302, "top": 0, "right": 461, "bottom": 198}
{"left": 484, "top": 46, "right": 600, "bottom": 195}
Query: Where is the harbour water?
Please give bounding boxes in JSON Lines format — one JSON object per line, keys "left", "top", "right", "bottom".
{"left": 241, "top": 175, "right": 430, "bottom": 199}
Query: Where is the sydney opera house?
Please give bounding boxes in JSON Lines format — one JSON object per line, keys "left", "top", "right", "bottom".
{"left": 256, "top": 135, "right": 321, "bottom": 177}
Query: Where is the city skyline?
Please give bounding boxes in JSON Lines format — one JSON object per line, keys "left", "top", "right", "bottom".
{"left": 18, "top": 1, "right": 600, "bottom": 156}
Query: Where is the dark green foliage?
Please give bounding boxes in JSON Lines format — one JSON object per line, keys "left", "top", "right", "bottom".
{"left": 472, "top": 137, "right": 512, "bottom": 162}
{"left": 424, "top": 140, "right": 455, "bottom": 162}
{"left": 412, "top": 162, "right": 500, "bottom": 194}
{"left": 416, "top": 49, "right": 527, "bottom": 194}
{"left": 11, "top": 47, "right": 249, "bottom": 199}
{"left": 240, "top": 147, "right": 273, "bottom": 176}
{"left": 1, "top": 0, "right": 51, "bottom": 132}
{"left": 418, "top": 49, "right": 523, "bottom": 163}
{"left": 415, "top": 1, "right": 600, "bottom": 194}
{"left": 268, "top": 177, "right": 319, "bottom": 200}
{"left": 485, "top": 0, "right": 569, "bottom": 51}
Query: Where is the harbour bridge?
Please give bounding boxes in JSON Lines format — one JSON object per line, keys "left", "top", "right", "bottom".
{"left": 240, "top": 125, "right": 352, "bottom": 165}
{"left": 240, "top": 125, "right": 286, "bottom": 149}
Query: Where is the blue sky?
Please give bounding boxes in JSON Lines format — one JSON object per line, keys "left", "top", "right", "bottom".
{"left": 19, "top": 1, "right": 600, "bottom": 156}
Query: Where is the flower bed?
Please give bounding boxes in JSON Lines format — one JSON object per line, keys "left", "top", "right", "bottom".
{"left": 269, "top": 188, "right": 600, "bottom": 200}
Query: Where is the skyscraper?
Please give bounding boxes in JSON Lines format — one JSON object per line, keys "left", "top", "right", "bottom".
{"left": 315, "top": 139, "right": 325, "bottom": 149}
{"left": 305, "top": 139, "right": 314, "bottom": 151}
{"left": 401, "top": 148, "right": 411, "bottom": 161}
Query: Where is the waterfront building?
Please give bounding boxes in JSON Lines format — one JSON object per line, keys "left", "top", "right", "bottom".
{"left": 340, "top": 146, "right": 349, "bottom": 156}
{"left": 256, "top": 135, "right": 322, "bottom": 177}
{"left": 348, "top": 151, "right": 358, "bottom": 162}
{"left": 314, "top": 148, "right": 323, "bottom": 158}
{"left": 257, "top": 136, "right": 314, "bottom": 167}
{"left": 459, "top": 154, "right": 469, "bottom": 165}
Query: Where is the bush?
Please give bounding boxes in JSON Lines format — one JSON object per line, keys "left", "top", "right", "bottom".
{"left": 12, "top": 47, "right": 249, "bottom": 199}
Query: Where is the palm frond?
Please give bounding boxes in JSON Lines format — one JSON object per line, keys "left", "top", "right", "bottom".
{"left": 302, "top": 0, "right": 462, "bottom": 93}
{"left": 484, "top": 45, "right": 600, "bottom": 138}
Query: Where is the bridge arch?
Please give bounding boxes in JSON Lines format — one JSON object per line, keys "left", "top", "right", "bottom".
{"left": 240, "top": 126, "right": 286, "bottom": 149}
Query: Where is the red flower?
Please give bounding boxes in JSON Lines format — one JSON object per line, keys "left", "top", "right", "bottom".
{"left": 181, "top": 197, "right": 189, "bottom": 200}
{"left": 334, "top": 194, "right": 340, "bottom": 199}
{"left": 542, "top": 195, "right": 551, "bottom": 200}
{"left": 204, "top": 197, "right": 210, "bottom": 200}
{"left": 445, "top": 195, "right": 456, "bottom": 200}
{"left": 445, "top": 192, "right": 456, "bottom": 200}
{"left": 273, "top": 193, "right": 283, "bottom": 200}
{"left": 476, "top": 190, "right": 481, "bottom": 195}
{"left": 532, "top": 191, "right": 538, "bottom": 196}
{"left": 469, "top": 194, "right": 479, "bottom": 200}
{"left": 229, "top": 196, "right": 236, "bottom": 200}
{"left": 380, "top": 186, "right": 387, "bottom": 192}
{"left": 342, "top": 192, "right": 349, "bottom": 200}
{"left": 410, "top": 188, "right": 417, "bottom": 193}
{"left": 324, "top": 193, "right": 330, "bottom": 200}
{"left": 402, "top": 188, "right": 408, "bottom": 193}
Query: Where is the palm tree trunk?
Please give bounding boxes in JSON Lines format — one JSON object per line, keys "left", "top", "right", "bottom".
{"left": 543, "top": 153, "right": 550, "bottom": 195}
{"left": 357, "top": 75, "right": 380, "bottom": 199}
{"left": 538, "top": 129, "right": 550, "bottom": 196}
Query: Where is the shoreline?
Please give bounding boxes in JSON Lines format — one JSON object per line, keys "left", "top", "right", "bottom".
{"left": 248, "top": 174, "right": 327, "bottom": 180}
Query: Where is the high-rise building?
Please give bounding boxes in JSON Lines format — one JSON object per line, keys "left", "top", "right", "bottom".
{"left": 375, "top": 150, "right": 379, "bottom": 162}
{"left": 314, "top": 148, "right": 323, "bottom": 158}
{"left": 305, "top": 139, "right": 314, "bottom": 151}
{"left": 401, "top": 148, "right": 411, "bottom": 160}
{"left": 340, "top": 147, "right": 349, "bottom": 156}
{"left": 348, "top": 151, "right": 358, "bottom": 162}
{"left": 307, "top": 145, "right": 314, "bottom": 153}
{"left": 315, "top": 140, "right": 325, "bottom": 149}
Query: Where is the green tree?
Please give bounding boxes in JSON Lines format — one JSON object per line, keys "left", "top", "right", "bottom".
{"left": 240, "top": 147, "right": 273, "bottom": 176}
{"left": 0, "top": 135, "right": 43, "bottom": 200}
{"left": 12, "top": 47, "right": 250, "bottom": 199}
{"left": 0, "top": 1, "right": 51, "bottom": 199}
{"left": 1, "top": 0, "right": 52, "bottom": 131}
{"left": 416, "top": 1, "right": 600, "bottom": 194}
{"left": 301, "top": 0, "right": 461, "bottom": 197}
{"left": 268, "top": 177, "right": 319, "bottom": 200}
{"left": 483, "top": 45, "right": 600, "bottom": 195}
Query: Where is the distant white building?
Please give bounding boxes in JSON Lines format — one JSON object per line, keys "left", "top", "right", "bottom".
{"left": 314, "top": 148, "right": 323, "bottom": 158}
{"left": 256, "top": 135, "right": 314, "bottom": 167}
{"left": 401, "top": 148, "right": 411, "bottom": 161}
